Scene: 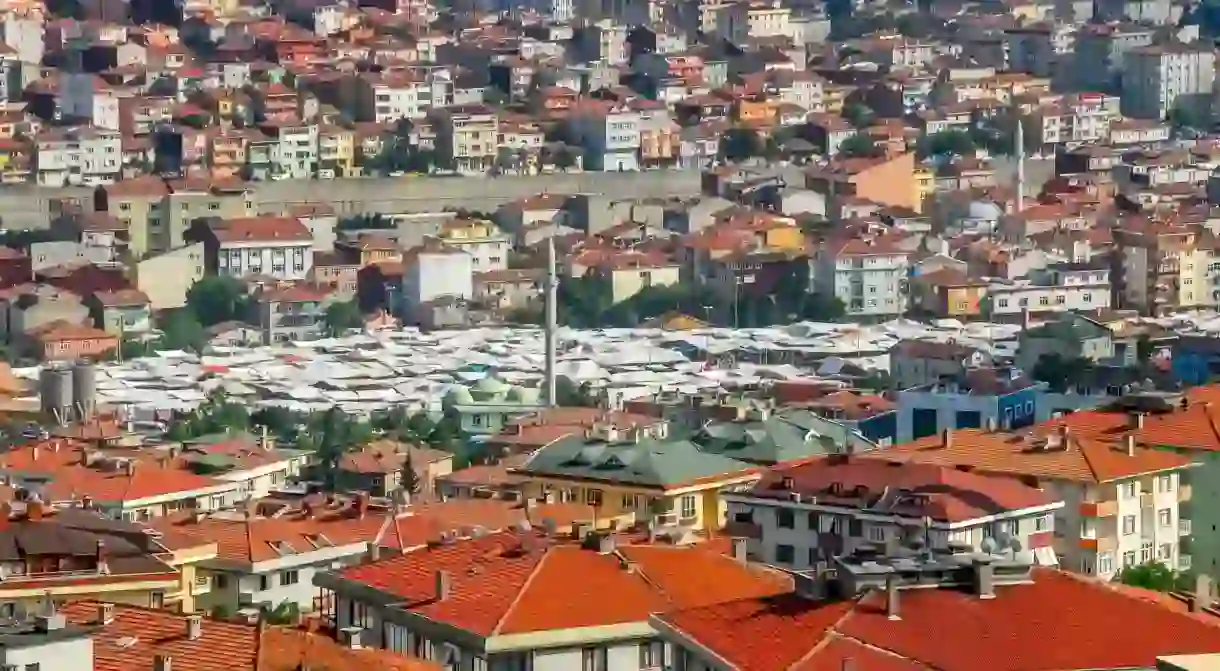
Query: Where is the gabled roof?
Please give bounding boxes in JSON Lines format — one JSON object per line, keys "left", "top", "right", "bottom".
{"left": 518, "top": 434, "right": 761, "bottom": 490}
{"left": 654, "top": 570, "right": 1220, "bottom": 671}
{"left": 333, "top": 531, "right": 789, "bottom": 638}
{"left": 866, "top": 429, "right": 1194, "bottom": 484}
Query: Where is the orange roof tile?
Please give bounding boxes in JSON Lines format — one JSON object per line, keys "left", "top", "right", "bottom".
{"left": 866, "top": 429, "right": 1194, "bottom": 483}
{"left": 656, "top": 570, "right": 1220, "bottom": 671}
{"left": 334, "top": 531, "right": 789, "bottom": 637}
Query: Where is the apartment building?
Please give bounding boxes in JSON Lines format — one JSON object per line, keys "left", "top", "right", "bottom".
{"left": 196, "top": 216, "right": 315, "bottom": 281}
{"left": 259, "top": 122, "right": 319, "bottom": 180}
{"left": 132, "top": 243, "right": 206, "bottom": 310}
{"left": 33, "top": 127, "right": 121, "bottom": 187}
{"left": 724, "top": 1, "right": 791, "bottom": 44}
{"left": 1028, "top": 92, "right": 1120, "bottom": 147}
{"left": 436, "top": 217, "right": 511, "bottom": 272}
{"left": 355, "top": 69, "right": 455, "bottom": 123}
{"left": 314, "top": 530, "right": 786, "bottom": 671}
{"left": 430, "top": 104, "right": 498, "bottom": 175}
{"left": 401, "top": 238, "right": 473, "bottom": 312}
{"left": 865, "top": 424, "right": 1195, "bottom": 580}
{"left": 318, "top": 124, "right": 356, "bottom": 178}
{"left": 95, "top": 177, "right": 255, "bottom": 257}
{"left": 986, "top": 263, "right": 1113, "bottom": 318}
{"left": 812, "top": 235, "right": 911, "bottom": 319}
{"left": 724, "top": 457, "right": 1064, "bottom": 570}
{"left": 569, "top": 100, "right": 642, "bottom": 172}
{"left": 1112, "top": 221, "right": 1205, "bottom": 314}
{"left": 254, "top": 284, "right": 331, "bottom": 344}
{"left": 1075, "top": 22, "right": 1155, "bottom": 92}
{"left": 1121, "top": 43, "right": 1215, "bottom": 121}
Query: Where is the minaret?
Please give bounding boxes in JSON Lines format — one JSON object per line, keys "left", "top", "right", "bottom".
{"left": 545, "top": 234, "right": 558, "bottom": 407}
{"left": 1015, "top": 117, "right": 1026, "bottom": 213}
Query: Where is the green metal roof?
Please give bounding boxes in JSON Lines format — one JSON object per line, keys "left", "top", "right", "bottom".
{"left": 519, "top": 435, "right": 757, "bottom": 489}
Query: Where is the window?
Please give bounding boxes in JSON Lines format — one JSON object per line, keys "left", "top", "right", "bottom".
{"left": 867, "top": 525, "right": 886, "bottom": 542}
{"left": 1157, "top": 474, "right": 1174, "bottom": 492}
{"left": 258, "top": 575, "right": 271, "bottom": 591}
{"left": 1159, "top": 508, "right": 1172, "bottom": 527}
{"left": 1160, "top": 543, "right": 1174, "bottom": 560}
{"left": 776, "top": 508, "right": 795, "bottom": 529}
{"left": 1034, "top": 515, "right": 1049, "bottom": 532}
{"left": 586, "top": 489, "right": 603, "bottom": 507}
{"left": 213, "top": 574, "right": 228, "bottom": 589}
{"left": 1122, "top": 515, "right": 1137, "bottom": 535}
{"left": 848, "top": 519, "right": 863, "bottom": 537}
{"left": 1123, "top": 551, "right": 1137, "bottom": 567}
{"left": 1122, "top": 482, "right": 1138, "bottom": 498}
{"left": 621, "top": 494, "right": 640, "bottom": 510}
{"left": 281, "top": 570, "right": 299, "bottom": 586}
{"left": 775, "top": 544, "right": 795, "bottom": 564}
{"left": 680, "top": 495, "right": 697, "bottom": 519}
{"left": 24, "top": 664, "right": 39, "bottom": 671}
{"left": 1141, "top": 542, "right": 1153, "bottom": 563}
{"left": 582, "top": 647, "right": 607, "bottom": 671}
{"left": 639, "top": 641, "right": 664, "bottom": 669}
{"left": 1098, "top": 551, "right": 1114, "bottom": 574}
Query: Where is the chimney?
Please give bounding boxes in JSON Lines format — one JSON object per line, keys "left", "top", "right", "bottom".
{"left": 27, "top": 501, "right": 43, "bottom": 522}
{"left": 1021, "top": 307, "right": 1031, "bottom": 330}
{"left": 1193, "top": 574, "right": 1213, "bottom": 613}
{"left": 1125, "top": 434, "right": 1136, "bottom": 457}
{"left": 367, "top": 543, "right": 381, "bottom": 563}
{"left": 31, "top": 446, "right": 39, "bottom": 461}
{"left": 97, "top": 602, "right": 114, "bottom": 625}
{"left": 81, "top": 495, "right": 93, "bottom": 510}
{"left": 885, "top": 575, "right": 900, "bottom": 620}
{"left": 972, "top": 557, "right": 995, "bottom": 600}
{"left": 1058, "top": 425, "right": 1070, "bottom": 448}
{"left": 123, "top": 460, "right": 135, "bottom": 477}
{"left": 596, "top": 532, "right": 615, "bottom": 554}
{"left": 1132, "top": 412, "right": 1146, "bottom": 430}
{"left": 186, "top": 614, "right": 202, "bottom": 641}
{"left": 338, "top": 627, "right": 362, "bottom": 649}
{"left": 355, "top": 492, "right": 369, "bottom": 519}
{"left": 259, "top": 425, "right": 270, "bottom": 450}
{"left": 984, "top": 417, "right": 997, "bottom": 432}
{"left": 941, "top": 429, "right": 953, "bottom": 449}
{"left": 436, "top": 570, "right": 452, "bottom": 601}
{"left": 732, "top": 538, "right": 749, "bottom": 563}
{"left": 96, "top": 540, "right": 109, "bottom": 575}
{"left": 154, "top": 654, "right": 172, "bottom": 671}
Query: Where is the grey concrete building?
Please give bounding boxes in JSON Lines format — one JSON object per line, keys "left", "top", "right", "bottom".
{"left": 1121, "top": 43, "right": 1216, "bottom": 121}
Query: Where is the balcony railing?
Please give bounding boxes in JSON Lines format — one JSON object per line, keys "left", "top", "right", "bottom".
{"left": 1181, "top": 519, "right": 1193, "bottom": 536}
{"left": 1078, "top": 536, "right": 1117, "bottom": 552}
{"left": 1181, "top": 554, "right": 1193, "bottom": 570}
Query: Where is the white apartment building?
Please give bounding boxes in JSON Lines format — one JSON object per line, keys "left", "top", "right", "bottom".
{"left": 263, "top": 123, "right": 319, "bottom": 180}
{"left": 201, "top": 216, "right": 315, "bottom": 281}
{"left": 1031, "top": 93, "right": 1120, "bottom": 146}
{"left": 724, "top": 457, "right": 1065, "bottom": 570}
{"left": 570, "top": 102, "right": 641, "bottom": 171}
{"left": 812, "top": 237, "right": 910, "bottom": 318}
{"left": 60, "top": 74, "right": 121, "bottom": 131}
{"left": 402, "top": 238, "right": 473, "bottom": 308}
{"left": 357, "top": 69, "right": 455, "bottom": 123}
{"left": 871, "top": 427, "right": 1196, "bottom": 581}
{"left": 430, "top": 105, "right": 498, "bottom": 175}
{"left": 1122, "top": 43, "right": 1216, "bottom": 120}
{"left": 724, "top": 1, "right": 791, "bottom": 43}
{"left": 986, "top": 262, "right": 1112, "bottom": 317}
{"left": 33, "top": 128, "right": 121, "bottom": 187}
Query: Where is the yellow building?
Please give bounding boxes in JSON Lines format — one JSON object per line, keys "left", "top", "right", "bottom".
{"left": 591, "top": 254, "right": 683, "bottom": 303}
{"left": 910, "top": 268, "right": 990, "bottom": 319}
{"left": 318, "top": 125, "right": 356, "bottom": 177}
{"left": 513, "top": 423, "right": 766, "bottom": 532}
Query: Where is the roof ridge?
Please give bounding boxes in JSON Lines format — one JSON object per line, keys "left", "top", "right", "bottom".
{"left": 489, "top": 542, "right": 552, "bottom": 637}
{"left": 783, "top": 598, "right": 857, "bottom": 671}
{"left": 825, "top": 595, "right": 942, "bottom": 671}
{"left": 1077, "top": 438, "right": 1108, "bottom": 484}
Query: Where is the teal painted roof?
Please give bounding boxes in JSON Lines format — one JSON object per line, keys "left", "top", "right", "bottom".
{"left": 519, "top": 435, "right": 757, "bottom": 489}
{"left": 695, "top": 408, "right": 849, "bottom": 464}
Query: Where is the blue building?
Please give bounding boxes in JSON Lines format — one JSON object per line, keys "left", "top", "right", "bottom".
{"left": 896, "top": 369, "right": 1049, "bottom": 443}
{"left": 1172, "top": 335, "right": 1220, "bottom": 386}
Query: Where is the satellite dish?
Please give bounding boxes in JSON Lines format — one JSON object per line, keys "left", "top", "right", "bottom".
{"left": 1008, "top": 537, "right": 1023, "bottom": 557}
{"left": 995, "top": 532, "right": 1012, "bottom": 548}
{"left": 980, "top": 536, "right": 999, "bottom": 555}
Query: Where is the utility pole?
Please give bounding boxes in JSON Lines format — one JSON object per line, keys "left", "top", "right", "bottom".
{"left": 1016, "top": 115, "right": 1026, "bottom": 213}
{"left": 545, "top": 234, "right": 558, "bottom": 407}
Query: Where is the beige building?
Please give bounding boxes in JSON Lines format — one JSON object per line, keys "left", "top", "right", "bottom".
{"left": 430, "top": 104, "right": 498, "bottom": 175}
{"left": 95, "top": 177, "right": 255, "bottom": 257}
{"left": 133, "top": 243, "right": 206, "bottom": 310}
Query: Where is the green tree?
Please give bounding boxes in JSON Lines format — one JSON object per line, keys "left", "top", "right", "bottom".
{"left": 720, "top": 128, "right": 763, "bottom": 161}
{"left": 1031, "top": 353, "right": 1092, "bottom": 393}
{"left": 400, "top": 452, "right": 421, "bottom": 495}
{"left": 841, "top": 102, "right": 876, "bottom": 129}
{"left": 1118, "top": 561, "right": 1191, "bottom": 592}
{"left": 159, "top": 310, "right": 206, "bottom": 353}
{"left": 1137, "top": 334, "right": 1155, "bottom": 363}
{"left": 838, "top": 133, "right": 882, "bottom": 159}
{"left": 1169, "top": 102, "right": 1209, "bottom": 130}
{"left": 323, "top": 300, "right": 363, "bottom": 336}
{"left": 262, "top": 601, "right": 300, "bottom": 625}
{"left": 917, "top": 129, "right": 976, "bottom": 158}
{"left": 186, "top": 276, "right": 250, "bottom": 327}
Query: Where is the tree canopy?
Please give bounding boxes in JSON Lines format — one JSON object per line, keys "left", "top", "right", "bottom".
{"left": 917, "top": 129, "right": 976, "bottom": 158}
{"left": 186, "top": 276, "right": 250, "bottom": 327}
{"left": 1030, "top": 353, "right": 1093, "bottom": 393}
{"left": 1117, "top": 561, "right": 1192, "bottom": 593}
{"left": 323, "top": 300, "right": 363, "bottom": 336}
{"left": 838, "top": 133, "right": 882, "bottom": 159}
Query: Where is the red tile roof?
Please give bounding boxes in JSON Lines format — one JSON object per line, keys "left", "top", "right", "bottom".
{"left": 749, "top": 458, "right": 1058, "bottom": 523}
{"left": 209, "top": 216, "right": 312, "bottom": 244}
{"left": 334, "top": 531, "right": 789, "bottom": 637}
{"left": 868, "top": 429, "right": 1194, "bottom": 483}
{"left": 656, "top": 570, "right": 1220, "bottom": 671}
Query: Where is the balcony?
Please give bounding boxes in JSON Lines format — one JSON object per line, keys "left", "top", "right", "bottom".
{"left": 1180, "top": 483, "right": 1193, "bottom": 503}
{"left": 723, "top": 520, "right": 762, "bottom": 539}
{"left": 1181, "top": 554, "right": 1193, "bottom": 571}
{"left": 192, "top": 574, "right": 211, "bottom": 596}
{"left": 1078, "top": 500, "right": 1118, "bottom": 517}
{"left": 1078, "top": 536, "right": 1117, "bottom": 552}
{"left": 1181, "top": 519, "right": 1193, "bottom": 536}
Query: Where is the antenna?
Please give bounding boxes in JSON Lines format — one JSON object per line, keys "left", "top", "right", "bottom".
{"left": 544, "top": 234, "right": 558, "bottom": 408}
